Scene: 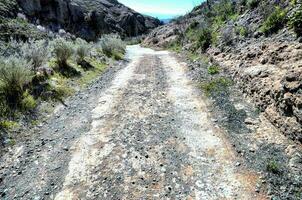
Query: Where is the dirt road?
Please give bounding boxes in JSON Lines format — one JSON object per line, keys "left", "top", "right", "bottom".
{"left": 0, "top": 46, "right": 263, "bottom": 199}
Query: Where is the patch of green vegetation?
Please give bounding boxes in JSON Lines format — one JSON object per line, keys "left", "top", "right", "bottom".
{"left": 21, "top": 90, "right": 37, "bottom": 111}
{"left": 236, "top": 26, "right": 249, "bottom": 37}
{"left": 291, "top": 0, "right": 298, "bottom": 5}
{"left": 187, "top": 52, "right": 200, "bottom": 61}
{"left": 196, "top": 28, "right": 213, "bottom": 51}
{"left": 0, "top": 0, "right": 17, "bottom": 17}
{"left": 247, "top": 0, "right": 260, "bottom": 9}
{"left": 0, "top": 18, "right": 47, "bottom": 41}
{"left": 289, "top": 6, "right": 302, "bottom": 37}
{"left": 52, "top": 38, "right": 74, "bottom": 69}
{"left": 208, "top": 65, "right": 220, "bottom": 75}
{"left": 98, "top": 34, "right": 126, "bottom": 60}
{"left": 167, "top": 41, "right": 182, "bottom": 53}
{"left": 48, "top": 73, "right": 75, "bottom": 100}
{"left": 200, "top": 77, "right": 232, "bottom": 96}
{"left": 260, "top": 6, "right": 288, "bottom": 35}
{"left": 77, "top": 58, "right": 107, "bottom": 87}
{"left": 266, "top": 160, "right": 280, "bottom": 174}
{"left": 295, "top": 189, "right": 302, "bottom": 199}
{"left": 0, "top": 120, "right": 18, "bottom": 130}
{"left": 0, "top": 56, "right": 33, "bottom": 110}
{"left": 212, "top": 0, "right": 236, "bottom": 22}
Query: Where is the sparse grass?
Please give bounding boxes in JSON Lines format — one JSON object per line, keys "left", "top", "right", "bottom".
{"left": 208, "top": 65, "right": 220, "bottom": 75}
{"left": 0, "top": 120, "right": 18, "bottom": 130}
{"left": 167, "top": 40, "right": 182, "bottom": 53}
{"left": 48, "top": 73, "right": 75, "bottom": 100}
{"left": 77, "top": 58, "right": 107, "bottom": 87}
{"left": 266, "top": 160, "right": 280, "bottom": 174}
{"left": 260, "top": 6, "right": 287, "bottom": 35}
{"left": 200, "top": 77, "right": 232, "bottom": 96}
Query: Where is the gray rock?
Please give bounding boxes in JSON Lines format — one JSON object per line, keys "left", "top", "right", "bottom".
{"left": 16, "top": 0, "right": 161, "bottom": 40}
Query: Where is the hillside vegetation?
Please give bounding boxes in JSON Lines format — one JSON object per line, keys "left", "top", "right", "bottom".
{"left": 144, "top": 0, "right": 302, "bottom": 143}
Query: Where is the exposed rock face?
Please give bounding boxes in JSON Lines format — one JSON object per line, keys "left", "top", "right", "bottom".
{"left": 16, "top": 0, "right": 161, "bottom": 40}
{"left": 210, "top": 42, "right": 302, "bottom": 142}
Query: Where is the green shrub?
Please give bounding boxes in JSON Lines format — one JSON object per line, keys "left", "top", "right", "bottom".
{"left": 98, "top": 34, "right": 126, "bottom": 60}
{"left": 0, "top": 56, "right": 33, "bottom": 109}
{"left": 196, "top": 28, "right": 212, "bottom": 51}
{"left": 212, "top": 0, "right": 236, "bottom": 22}
{"left": 200, "top": 77, "right": 232, "bottom": 96}
{"left": 0, "top": 120, "right": 18, "bottom": 130}
{"left": 260, "top": 6, "right": 287, "bottom": 35}
{"left": 52, "top": 38, "right": 74, "bottom": 68}
{"left": 266, "top": 160, "right": 280, "bottom": 174}
{"left": 167, "top": 40, "right": 182, "bottom": 53}
{"left": 48, "top": 75, "right": 74, "bottom": 100}
{"left": 21, "top": 90, "right": 36, "bottom": 111}
{"left": 75, "top": 38, "right": 91, "bottom": 63}
{"left": 21, "top": 39, "right": 49, "bottom": 70}
{"left": 208, "top": 65, "right": 220, "bottom": 75}
{"left": 236, "top": 25, "right": 249, "bottom": 37}
{"left": 247, "top": 0, "right": 260, "bottom": 9}
{"left": 289, "top": 6, "right": 302, "bottom": 37}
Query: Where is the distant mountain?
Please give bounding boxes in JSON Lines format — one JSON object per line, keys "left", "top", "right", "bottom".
{"left": 160, "top": 19, "right": 173, "bottom": 24}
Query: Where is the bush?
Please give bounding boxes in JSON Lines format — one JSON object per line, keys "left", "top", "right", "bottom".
{"left": 221, "top": 26, "right": 234, "bottom": 45}
{"left": 21, "top": 39, "right": 49, "bottom": 71}
{"left": 52, "top": 38, "right": 74, "bottom": 68}
{"left": 98, "top": 34, "right": 126, "bottom": 60}
{"left": 247, "top": 0, "right": 260, "bottom": 9}
{"left": 21, "top": 90, "right": 36, "bottom": 111}
{"left": 75, "top": 38, "right": 91, "bottom": 63}
{"left": 260, "top": 6, "right": 287, "bottom": 35}
{"left": 236, "top": 25, "right": 249, "bottom": 37}
{"left": 0, "top": 56, "right": 33, "bottom": 109}
{"left": 196, "top": 28, "right": 212, "bottom": 51}
{"left": 289, "top": 6, "right": 302, "bottom": 37}
{"left": 266, "top": 160, "right": 280, "bottom": 174}
{"left": 212, "top": 0, "right": 236, "bottom": 21}
{"left": 208, "top": 65, "right": 220, "bottom": 75}
{"left": 200, "top": 77, "right": 232, "bottom": 96}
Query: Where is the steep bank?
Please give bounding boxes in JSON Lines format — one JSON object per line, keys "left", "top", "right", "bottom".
{"left": 144, "top": 0, "right": 302, "bottom": 143}
{"left": 0, "top": 0, "right": 161, "bottom": 41}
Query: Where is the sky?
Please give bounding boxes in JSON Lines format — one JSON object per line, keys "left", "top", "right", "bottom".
{"left": 119, "top": 0, "right": 204, "bottom": 19}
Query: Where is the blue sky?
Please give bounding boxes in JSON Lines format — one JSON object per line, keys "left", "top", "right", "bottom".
{"left": 119, "top": 0, "right": 204, "bottom": 19}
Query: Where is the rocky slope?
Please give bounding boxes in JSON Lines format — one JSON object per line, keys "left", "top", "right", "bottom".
{"left": 0, "top": 0, "right": 160, "bottom": 40}
{"left": 144, "top": 0, "right": 302, "bottom": 143}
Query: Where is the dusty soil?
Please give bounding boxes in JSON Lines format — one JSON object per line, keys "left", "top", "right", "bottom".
{"left": 0, "top": 45, "right": 266, "bottom": 200}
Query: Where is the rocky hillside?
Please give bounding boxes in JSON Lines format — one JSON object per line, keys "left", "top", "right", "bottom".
{"left": 0, "top": 0, "right": 160, "bottom": 40}
{"left": 144, "top": 0, "right": 302, "bottom": 143}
